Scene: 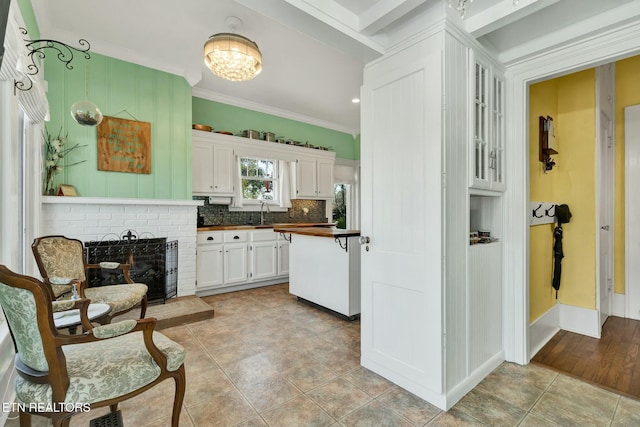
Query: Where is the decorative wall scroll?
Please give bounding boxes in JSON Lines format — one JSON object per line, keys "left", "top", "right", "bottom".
{"left": 97, "top": 116, "right": 151, "bottom": 174}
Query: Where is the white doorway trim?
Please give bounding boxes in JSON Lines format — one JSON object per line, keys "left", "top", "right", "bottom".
{"left": 504, "top": 20, "right": 640, "bottom": 365}
{"left": 625, "top": 104, "right": 640, "bottom": 320}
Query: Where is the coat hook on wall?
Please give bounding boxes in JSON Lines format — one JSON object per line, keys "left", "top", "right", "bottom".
{"left": 533, "top": 204, "right": 544, "bottom": 219}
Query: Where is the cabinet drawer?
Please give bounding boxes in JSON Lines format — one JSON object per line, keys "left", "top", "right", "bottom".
{"left": 251, "top": 230, "right": 278, "bottom": 242}
{"left": 224, "top": 231, "right": 248, "bottom": 243}
{"left": 197, "top": 231, "right": 222, "bottom": 245}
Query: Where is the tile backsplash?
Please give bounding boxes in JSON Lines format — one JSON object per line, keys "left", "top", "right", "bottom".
{"left": 194, "top": 197, "right": 327, "bottom": 226}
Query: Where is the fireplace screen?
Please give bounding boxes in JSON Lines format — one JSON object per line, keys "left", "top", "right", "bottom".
{"left": 84, "top": 233, "right": 178, "bottom": 303}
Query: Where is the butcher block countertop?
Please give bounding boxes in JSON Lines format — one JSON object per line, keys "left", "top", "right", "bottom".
{"left": 197, "top": 223, "right": 334, "bottom": 231}
{"left": 273, "top": 226, "right": 361, "bottom": 238}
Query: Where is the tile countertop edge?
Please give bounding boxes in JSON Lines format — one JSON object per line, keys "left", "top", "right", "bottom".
{"left": 273, "top": 227, "right": 361, "bottom": 238}
{"left": 197, "top": 223, "right": 335, "bottom": 231}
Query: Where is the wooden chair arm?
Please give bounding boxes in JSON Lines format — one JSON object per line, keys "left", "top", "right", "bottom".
{"left": 53, "top": 317, "right": 168, "bottom": 370}
{"left": 51, "top": 297, "right": 94, "bottom": 333}
{"left": 86, "top": 262, "right": 134, "bottom": 284}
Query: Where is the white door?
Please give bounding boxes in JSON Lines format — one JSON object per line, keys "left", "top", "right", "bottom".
{"left": 598, "top": 111, "right": 614, "bottom": 328}
{"left": 360, "top": 35, "right": 443, "bottom": 395}
{"left": 626, "top": 105, "right": 640, "bottom": 320}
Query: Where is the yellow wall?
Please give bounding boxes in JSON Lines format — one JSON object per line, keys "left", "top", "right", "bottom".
{"left": 529, "top": 69, "right": 597, "bottom": 322}
{"left": 614, "top": 56, "right": 640, "bottom": 294}
{"left": 529, "top": 79, "right": 558, "bottom": 321}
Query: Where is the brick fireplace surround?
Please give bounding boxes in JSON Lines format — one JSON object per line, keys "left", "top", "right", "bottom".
{"left": 41, "top": 197, "right": 202, "bottom": 297}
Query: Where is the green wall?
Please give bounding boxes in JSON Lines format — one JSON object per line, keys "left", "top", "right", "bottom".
{"left": 45, "top": 53, "right": 192, "bottom": 199}
{"left": 16, "top": 0, "right": 39, "bottom": 38}
{"left": 192, "top": 97, "right": 359, "bottom": 160}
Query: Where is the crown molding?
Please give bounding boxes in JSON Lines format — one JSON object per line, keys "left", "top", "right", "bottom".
{"left": 192, "top": 87, "right": 358, "bottom": 135}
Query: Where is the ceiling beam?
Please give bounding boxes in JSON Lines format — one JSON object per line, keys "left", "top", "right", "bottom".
{"left": 465, "top": 0, "right": 560, "bottom": 38}
{"left": 358, "top": 0, "right": 428, "bottom": 36}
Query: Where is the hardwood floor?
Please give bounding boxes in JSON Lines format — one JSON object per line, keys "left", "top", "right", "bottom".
{"left": 532, "top": 316, "right": 640, "bottom": 399}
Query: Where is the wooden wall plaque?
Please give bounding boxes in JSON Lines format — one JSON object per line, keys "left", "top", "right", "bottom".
{"left": 97, "top": 116, "right": 151, "bottom": 174}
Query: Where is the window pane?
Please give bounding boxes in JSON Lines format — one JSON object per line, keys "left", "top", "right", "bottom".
{"left": 333, "top": 184, "right": 347, "bottom": 229}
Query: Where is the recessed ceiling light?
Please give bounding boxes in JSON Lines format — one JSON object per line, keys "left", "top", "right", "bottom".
{"left": 351, "top": 98, "right": 360, "bottom": 104}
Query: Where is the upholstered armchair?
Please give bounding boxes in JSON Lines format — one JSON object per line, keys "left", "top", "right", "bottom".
{"left": 0, "top": 264, "right": 186, "bottom": 427}
{"left": 32, "top": 235, "right": 148, "bottom": 323}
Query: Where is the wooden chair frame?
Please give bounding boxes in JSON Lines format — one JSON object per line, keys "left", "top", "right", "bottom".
{"left": 32, "top": 235, "right": 147, "bottom": 323}
{"left": 0, "top": 265, "right": 185, "bottom": 427}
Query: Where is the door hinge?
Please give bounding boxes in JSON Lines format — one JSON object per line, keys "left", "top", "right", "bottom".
{"left": 607, "top": 135, "right": 613, "bottom": 148}
{"left": 441, "top": 173, "right": 446, "bottom": 190}
{"left": 249, "top": 272, "right": 252, "bottom": 278}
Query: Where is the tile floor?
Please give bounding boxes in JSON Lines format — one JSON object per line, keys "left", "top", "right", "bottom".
{"left": 6, "top": 283, "right": 640, "bottom": 427}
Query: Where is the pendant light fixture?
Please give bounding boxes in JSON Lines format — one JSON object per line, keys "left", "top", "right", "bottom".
{"left": 203, "top": 16, "right": 262, "bottom": 82}
{"left": 70, "top": 58, "right": 103, "bottom": 126}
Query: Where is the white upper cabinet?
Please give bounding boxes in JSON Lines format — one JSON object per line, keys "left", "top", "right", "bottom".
{"left": 295, "top": 158, "right": 334, "bottom": 199}
{"left": 192, "top": 130, "right": 335, "bottom": 198}
{"left": 192, "top": 141, "right": 215, "bottom": 194}
{"left": 192, "top": 140, "right": 234, "bottom": 197}
{"left": 470, "top": 51, "right": 505, "bottom": 192}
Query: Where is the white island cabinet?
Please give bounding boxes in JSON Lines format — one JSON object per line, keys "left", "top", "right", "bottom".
{"left": 274, "top": 227, "right": 361, "bottom": 319}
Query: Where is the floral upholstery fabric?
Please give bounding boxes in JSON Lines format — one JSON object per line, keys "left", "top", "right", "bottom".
{"left": 0, "top": 283, "right": 48, "bottom": 372}
{"left": 92, "top": 320, "right": 137, "bottom": 339}
{"left": 35, "top": 238, "right": 86, "bottom": 282}
{"left": 84, "top": 284, "right": 147, "bottom": 314}
{"left": 52, "top": 300, "right": 76, "bottom": 312}
{"left": 15, "top": 331, "right": 185, "bottom": 405}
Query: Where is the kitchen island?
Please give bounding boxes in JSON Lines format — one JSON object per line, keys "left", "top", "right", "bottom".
{"left": 273, "top": 227, "right": 361, "bottom": 319}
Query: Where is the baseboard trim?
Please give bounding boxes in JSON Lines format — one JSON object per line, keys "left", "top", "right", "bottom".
{"left": 360, "top": 356, "right": 447, "bottom": 410}
{"left": 529, "top": 304, "right": 560, "bottom": 360}
{"left": 613, "top": 292, "right": 625, "bottom": 317}
{"left": 559, "top": 303, "right": 600, "bottom": 338}
{"left": 446, "top": 352, "right": 505, "bottom": 409}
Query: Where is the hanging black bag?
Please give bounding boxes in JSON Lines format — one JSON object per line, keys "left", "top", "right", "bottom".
{"left": 551, "top": 204, "right": 571, "bottom": 298}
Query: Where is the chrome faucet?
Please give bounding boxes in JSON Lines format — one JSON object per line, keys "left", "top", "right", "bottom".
{"left": 260, "top": 200, "right": 270, "bottom": 225}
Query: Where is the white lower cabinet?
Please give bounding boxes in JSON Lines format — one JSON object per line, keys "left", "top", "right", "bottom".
{"left": 196, "top": 244, "right": 223, "bottom": 288}
{"left": 224, "top": 243, "right": 248, "bottom": 285}
{"left": 251, "top": 241, "right": 278, "bottom": 281}
{"left": 196, "top": 229, "right": 289, "bottom": 293}
{"left": 278, "top": 241, "right": 289, "bottom": 276}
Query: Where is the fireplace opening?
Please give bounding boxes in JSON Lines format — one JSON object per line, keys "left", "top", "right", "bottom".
{"left": 84, "top": 231, "right": 178, "bottom": 303}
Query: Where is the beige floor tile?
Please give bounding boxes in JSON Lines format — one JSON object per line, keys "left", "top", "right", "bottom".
{"left": 518, "top": 412, "right": 561, "bottom": 427}
{"left": 472, "top": 362, "right": 554, "bottom": 411}
{"left": 425, "top": 408, "right": 485, "bottom": 426}
{"left": 342, "top": 366, "right": 395, "bottom": 397}
{"left": 338, "top": 400, "right": 414, "bottom": 427}
{"left": 612, "top": 396, "right": 640, "bottom": 426}
{"left": 377, "top": 386, "right": 441, "bottom": 425}
{"left": 454, "top": 388, "right": 527, "bottom": 426}
{"left": 281, "top": 358, "right": 339, "bottom": 391}
{"left": 183, "top": 366, "right": 236, "bottom": 408}
{"left": 186, "top": 389, "right": 258, "bottom": 427}
{"left": 530, "top": 375, "right": 620, "bottom": 426}
{"left": 261, "top": 394, "right": 335, "bottom": 426}
{"left": 234, "top": 372, "right": 303, "bottom": 412}
{"left": 307, "top": 378, "right": 372, "bottom": 419}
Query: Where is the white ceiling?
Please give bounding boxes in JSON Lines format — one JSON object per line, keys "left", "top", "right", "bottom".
{"left": 29, "top": 0, "right": 640, "bottom": 135}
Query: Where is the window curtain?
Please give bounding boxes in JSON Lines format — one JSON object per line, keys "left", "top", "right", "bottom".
{"left": 231, "top": 155, "right": 243, "bottom": 208}
{"left": 278, "top": 160, "right": 292, "bottom": 208}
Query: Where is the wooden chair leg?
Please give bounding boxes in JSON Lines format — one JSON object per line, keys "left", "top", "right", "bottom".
{"left": 140, "top": 295, "right": 147, "bottom": 319}
{"left": 110, "top": 403, "right": 118, "bottom": 412}
{"left": 171, "top": 366, "right": 186, "bottom": 427}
